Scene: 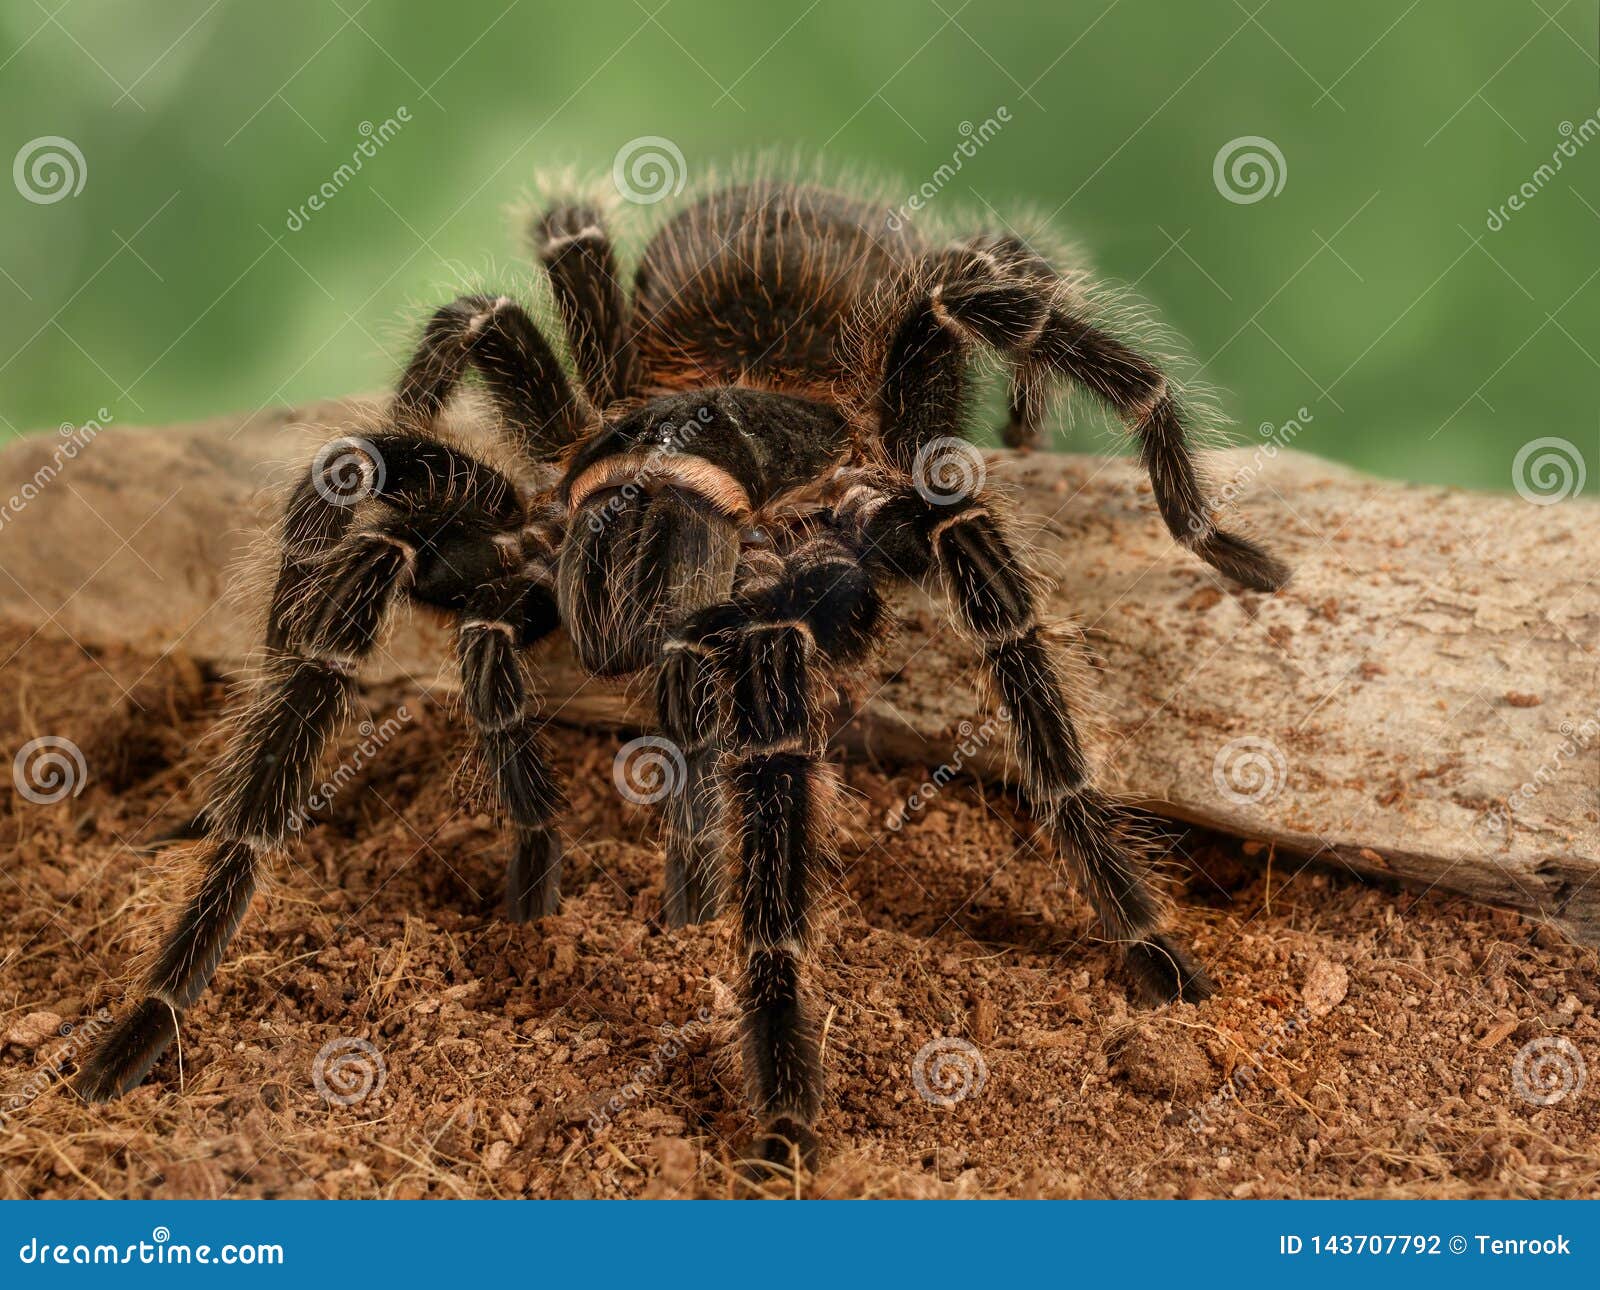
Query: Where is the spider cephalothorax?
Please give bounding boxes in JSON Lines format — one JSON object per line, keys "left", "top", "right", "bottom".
{"left": 77, "top": 174, "right": 1288, "bottom": 1173}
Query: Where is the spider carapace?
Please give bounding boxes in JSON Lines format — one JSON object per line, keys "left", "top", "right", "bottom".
{"left": 78, "top": 176, "right": 1289, "bottom": 1173}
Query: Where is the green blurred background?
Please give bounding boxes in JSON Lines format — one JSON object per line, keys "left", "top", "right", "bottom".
{"left": 1, "top": 0, "right": 1596, "bottom": 489}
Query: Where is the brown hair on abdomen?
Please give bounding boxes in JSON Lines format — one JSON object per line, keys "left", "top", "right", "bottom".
{"left": 632, "top": 183, "right": 919, "bottom": 396}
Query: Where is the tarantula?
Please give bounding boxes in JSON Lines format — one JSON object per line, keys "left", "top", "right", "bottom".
{"left": 77, "top": 175, "right": 1288, "bottom": 1171}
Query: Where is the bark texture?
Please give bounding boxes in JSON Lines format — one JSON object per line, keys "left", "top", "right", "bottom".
{"left": 1, "top": 397, "right": 1595, "bottom": 939}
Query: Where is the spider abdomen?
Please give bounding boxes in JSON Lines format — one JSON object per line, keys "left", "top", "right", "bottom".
{"left": 632, "top": 183, "right": 916, "bottom": 396}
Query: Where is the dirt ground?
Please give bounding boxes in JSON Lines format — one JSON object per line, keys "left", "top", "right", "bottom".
{"left": 1, "top": 624, "right": 1596, "bottom": 1199}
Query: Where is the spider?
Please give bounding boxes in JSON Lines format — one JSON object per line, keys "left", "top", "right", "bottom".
{"left": 77, "top": 174, "right": 1288, "bottom": 1173}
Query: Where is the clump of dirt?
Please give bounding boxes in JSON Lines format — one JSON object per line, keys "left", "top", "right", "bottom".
{"left": 0, "top": 626, "right": 1596, "bottom": 1198}
{"left": 1116, "top": 1025, "right": 1214, "bottom": 1102}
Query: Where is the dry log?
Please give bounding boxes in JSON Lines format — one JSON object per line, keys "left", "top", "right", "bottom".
{"left": 1, "top": 397, "right": 1595, "bottom": 939}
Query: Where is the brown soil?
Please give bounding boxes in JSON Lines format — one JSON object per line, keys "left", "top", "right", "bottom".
{"left": 1, "top": 626, "right": 1596, "bottom": 1199}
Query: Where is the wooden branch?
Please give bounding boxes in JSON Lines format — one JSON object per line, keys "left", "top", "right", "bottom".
{"left": 2, "top": 397, "right": 1596, "bottom": 940}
